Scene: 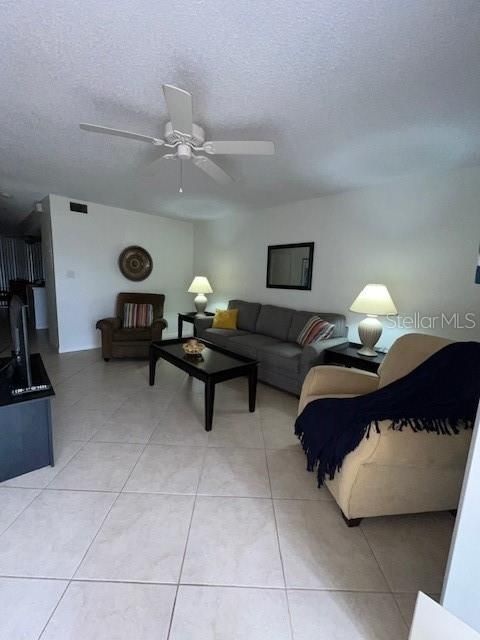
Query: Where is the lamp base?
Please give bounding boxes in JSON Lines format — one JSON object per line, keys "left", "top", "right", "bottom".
{"left": 357, "top": 316, "right": 382, "bottom": 357}
{"left": 357, "top": 344, "right": 379, "bottom": 357}
{"left": 194, "top": 293, "right": 208, "bottom": 314}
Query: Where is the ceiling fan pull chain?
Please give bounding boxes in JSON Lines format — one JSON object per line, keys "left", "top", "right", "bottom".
{"left": 178, "top": 158, "right": 183, "bottom": 193}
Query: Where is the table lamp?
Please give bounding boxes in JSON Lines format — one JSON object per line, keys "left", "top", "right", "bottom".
{"left": 350, "top": 284, "right": 397, "bottom": 356}
{"left": 188, "top": 276, "right": 213, "bottom": 314}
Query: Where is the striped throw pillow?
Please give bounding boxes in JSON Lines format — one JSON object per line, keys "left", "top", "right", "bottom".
{"left": 297, "top": 316, "right": 335, "bottom": 346}
{"left": 123, "top": 303, "right": 154, "bottom": 328}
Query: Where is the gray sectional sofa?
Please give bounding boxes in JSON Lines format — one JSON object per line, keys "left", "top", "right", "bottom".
{"left": 194, "top": 299, "right": 348, "bottom": 395}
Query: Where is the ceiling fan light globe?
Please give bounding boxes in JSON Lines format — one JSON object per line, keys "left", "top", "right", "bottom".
{"left": 177, "top": 143, "right": 192, "bottom": 159}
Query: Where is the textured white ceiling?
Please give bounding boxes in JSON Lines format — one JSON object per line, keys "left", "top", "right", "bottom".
{"left": 1, "top": 0, "right": 480, "bottom": 230}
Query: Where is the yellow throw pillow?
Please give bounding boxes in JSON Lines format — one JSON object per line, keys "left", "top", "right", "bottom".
{"left": 212, "top": 308, "right": 238, "bottom": 330}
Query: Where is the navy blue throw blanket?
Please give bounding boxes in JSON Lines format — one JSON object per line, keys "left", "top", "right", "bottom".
{"left": 295, "top": 341, "right": 480, "bottom": 487}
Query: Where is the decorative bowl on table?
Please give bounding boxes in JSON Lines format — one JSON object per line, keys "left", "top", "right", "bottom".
{"left": 182, "top": 339, "right": 205, "bottom": 360}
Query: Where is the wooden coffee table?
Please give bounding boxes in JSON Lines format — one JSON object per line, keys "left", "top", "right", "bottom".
{"left": 149, "top": 338, "right": 258, "bottom": 431}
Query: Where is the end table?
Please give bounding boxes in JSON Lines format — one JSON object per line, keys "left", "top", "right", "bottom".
{"left": 177, "top": 311, "right": 215, "bottom": 338}
{"left": 323, "top": 342, "right": 386, "bottom": 374}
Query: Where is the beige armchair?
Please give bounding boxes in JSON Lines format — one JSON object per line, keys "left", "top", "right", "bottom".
{"left": 299, "top": 333, "right": 472, "bottom": 525}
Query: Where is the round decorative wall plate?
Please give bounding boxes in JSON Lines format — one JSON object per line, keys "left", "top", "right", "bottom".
{"left": 118, "top": 246, "right": 153, "bottom": 281}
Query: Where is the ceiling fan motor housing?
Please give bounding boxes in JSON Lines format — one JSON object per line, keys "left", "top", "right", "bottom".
{"left": 164, "top": 121, "right": 205, "bottom": 147}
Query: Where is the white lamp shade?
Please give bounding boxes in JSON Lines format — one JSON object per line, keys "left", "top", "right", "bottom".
{"left": 188, "top": 276, "right": 213, "bottom": 294}
{"left": 350, "top": 284, "right": 397, "bottom": 316}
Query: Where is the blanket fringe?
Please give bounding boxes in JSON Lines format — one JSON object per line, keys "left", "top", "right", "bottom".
{"left": 389, "top": 416, "right": 471, "bottom": 435}
{"left": 295, "top": 415, "right": 473, "bottom": 487}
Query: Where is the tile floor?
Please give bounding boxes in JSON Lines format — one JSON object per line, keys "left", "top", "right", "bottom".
{"left": 0, "top": 331, "right": 454, "bottom": 639}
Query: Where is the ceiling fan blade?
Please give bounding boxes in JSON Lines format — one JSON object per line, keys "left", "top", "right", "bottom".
{"left": 203, "top": 140, "right": 275, "bottom": 155}
{"left": 162, "top": 84, "right": 193, "bottom": 136}
{"left": 192, "top": 155, "right": 234, "bottom": 185}
{"left": 80, "top": 123, "right": 163, "bottom": 145}
{"left": 141, "top": 153, "right": 176, "bottom": 176}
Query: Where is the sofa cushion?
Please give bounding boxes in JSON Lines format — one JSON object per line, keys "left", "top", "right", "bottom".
{"left": 255, "top": 305, "right": 294, "bottom": 341}
{"left": 257, "top": 342, "right": 302, "bottom": 374}
{"left": 227, "top": 333, "right": 280, "bottom": 359}
{"left": 228, "top": 299, "right": 261, "bottom": 332}
{"left": 113, "top": 328, "right": 151, "bottom": 342}
{"left": 288, "top": 310, "right": 346, "bottom": 342}
{"left": 203, "top": 328, "right": 249, "bottom": 348}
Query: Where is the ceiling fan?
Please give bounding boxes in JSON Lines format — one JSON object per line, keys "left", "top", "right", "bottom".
{"left": 80, "top": 84, "right": 275, "bottom": 189}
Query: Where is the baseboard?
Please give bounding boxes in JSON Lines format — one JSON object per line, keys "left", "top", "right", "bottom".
{"left": 57, "top": 343, "right": 100, "bottom": 354}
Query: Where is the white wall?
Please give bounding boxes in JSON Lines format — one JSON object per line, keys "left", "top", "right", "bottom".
{"left": 194, "top": 166, "right": 480, "bottom": 347}
{"left": 442, "top": 401, "right": 480, "bottom": 632}
{"left": 46, "top": 194, "right": 193, "bottom": 352}
{"left": 409, "top": 593, "right": 480, "bottom": 640}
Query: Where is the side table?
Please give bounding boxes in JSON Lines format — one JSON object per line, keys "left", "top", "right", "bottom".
{"left": 177, "top": 311, "right": 215, "bottom": 338}
{"left": 323, "top": 342, "right": 386, "bottom": 374}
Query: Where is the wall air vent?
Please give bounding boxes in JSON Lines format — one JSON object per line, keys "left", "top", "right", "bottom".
{"left": 69, "top": 201, "right": 88, "bottom": 214}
